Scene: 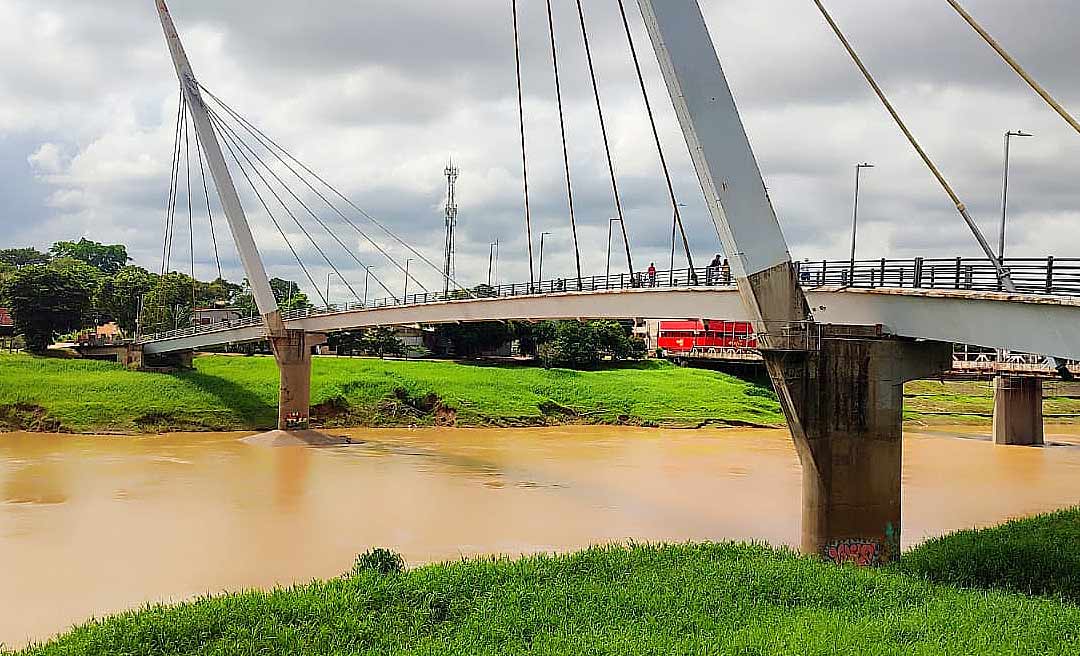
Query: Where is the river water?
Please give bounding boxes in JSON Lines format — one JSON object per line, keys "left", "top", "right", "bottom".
{"left": 2, "top": 425, "right": 1080, "bottom": 648}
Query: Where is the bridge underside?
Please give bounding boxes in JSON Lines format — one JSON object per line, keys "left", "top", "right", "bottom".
{"left": 143, "top": 286, "right": 1080, "bottom": 362}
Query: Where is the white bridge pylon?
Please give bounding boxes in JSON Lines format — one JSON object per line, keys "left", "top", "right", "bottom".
{"left": 155, "top": 0, "right": 281, "bottom": 328}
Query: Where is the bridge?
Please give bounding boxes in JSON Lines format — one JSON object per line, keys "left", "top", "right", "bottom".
{"left": 140, "top": 259, "right": 1080, "bottom": 364}
{"left": 148, "top": 0, "right": 1078, "bottom": 565}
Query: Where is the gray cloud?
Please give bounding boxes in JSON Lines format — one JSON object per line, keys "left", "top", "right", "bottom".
{"left": 0, "top": 0, "right": 1077, "bottom": 300}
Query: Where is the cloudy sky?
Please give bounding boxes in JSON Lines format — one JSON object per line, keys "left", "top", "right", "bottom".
{"left": 1, "top": 0, "right": 1077, "bottom": 302}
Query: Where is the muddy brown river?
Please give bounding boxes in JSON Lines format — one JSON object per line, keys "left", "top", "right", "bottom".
{"left": 3, "top": 425, "right": 1080, "bottom": 648}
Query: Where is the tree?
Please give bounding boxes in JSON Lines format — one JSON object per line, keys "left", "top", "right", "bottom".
{"left": 141, "top": 272, "right": 199, "bottom": 334}
{"left": 94, "top": 266, "right": 157, "bottom": 334}
{"left": 433, "top": 322, "right": 513, "bottom": 357}
{"left": 48, "top": 257, "right": 104, "bottom": 299}
{"left": 328, "top": 330, "right": 365, "bottom": 356}
{"left": 358, "top": 327, "right": 405, "bottom": 357}
{"left": 535, "top": 320, "right": 647, "bottom": 369}
{"left": 234, "top": 277, "right": 311, "bottom": 315}
{"left": 50, "top": 238, "right": 130, "bottom": 275}
{"left": 199, "top": 278, "right": 242, "bottom": 307}
{"left": 0, "top": 263, "right": 13, "bottom": 307}
{"left": 4, "top": 265, "right": 94, "bottom": 352}
{"left": 0, "top": 247, "right": 49, "bottom": 268}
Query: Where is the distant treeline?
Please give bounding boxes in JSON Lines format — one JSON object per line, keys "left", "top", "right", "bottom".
{"left": 0, "top": 239, "right": 307, "bottom": 352}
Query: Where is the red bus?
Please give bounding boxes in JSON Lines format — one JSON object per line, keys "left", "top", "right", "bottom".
{"left": 657, "top": 320, "right": 756, "bottom": 355}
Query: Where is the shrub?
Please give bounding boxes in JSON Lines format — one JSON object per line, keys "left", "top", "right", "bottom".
{"left": 353, "top": 548, "right": 406, "bottom": 576}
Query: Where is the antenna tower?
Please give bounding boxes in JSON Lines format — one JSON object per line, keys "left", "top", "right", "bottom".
{"left": 442, "top": 160, "right": 460, "bottom": 295}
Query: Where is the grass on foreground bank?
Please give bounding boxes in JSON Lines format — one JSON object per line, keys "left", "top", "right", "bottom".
{"left": 0, "top": 353, "right": 784, "bottom": 433}
{"left": 16, "top": 510, "right": 1080, "bottom": 656}
{"left": 901, "top": 507, "right": 1080, "bottom": 603}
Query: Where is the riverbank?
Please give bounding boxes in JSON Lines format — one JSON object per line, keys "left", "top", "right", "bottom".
{"left": 14, "top": 509, "right": 1080, "bottom": 655}
{"left": 906, "top": 379, "right": 1080, "bottom": 425}
{"left": 0, "top": 353, "right": 785, "bottom": 433}
{"left": 3, "top": 353, "right": 1076, "bottom": 433}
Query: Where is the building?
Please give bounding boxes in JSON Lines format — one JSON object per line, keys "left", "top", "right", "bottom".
{"left": 194, "top": 307, "right": 245, "bottom": 327}
{"left": 0, "top": 308, "right": 13, "bottom": 337}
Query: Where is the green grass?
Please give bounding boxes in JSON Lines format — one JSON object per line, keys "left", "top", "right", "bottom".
{"left": 13, "top": 540, "right": 1080, "bottom": 655}
{"left": 904, "top": 380, "right": 1080, "bottom": 424}
{"left": 0, "top": 353, "right": 784, "bottom": 433}
{"left": 901, "top": 507, "right": 1080, "bottom": 603}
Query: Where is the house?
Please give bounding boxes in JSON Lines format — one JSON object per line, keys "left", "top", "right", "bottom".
{"left": 194, "top": 307, "right": 245, "bottom": 326}
{"left": 0, "top": 308, "right": 13, "bottom": 337}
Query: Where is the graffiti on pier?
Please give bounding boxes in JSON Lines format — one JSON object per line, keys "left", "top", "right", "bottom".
{"left": 824, "top": 539, "right": 883, "bottom": 567}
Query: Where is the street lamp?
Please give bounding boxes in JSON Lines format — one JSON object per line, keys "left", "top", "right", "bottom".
{"left": 671, "top": 202, "right": 687, "bottom": 284}
{"left": 403, "top": 259, "right": 413, "bottom": 303}
{"left": 538, "top": 232, "right": 552, "bottom": 286}
{"left": 326, "top": 272, "right": 332, "bottom": 309}
{"left": 606, "top": 218, "right": 622, "bottom": 286}
{"left": 364, "top": 267, "right": 374, "bottom": 307}
{"left": 488, "top": 241, "right": 499, "bottom": 287}
{"left": 1000, "top": 130, "right": 1033, "bottom": 262}
{"left": 849, "top": 163, "right": 875, "bottom": 284}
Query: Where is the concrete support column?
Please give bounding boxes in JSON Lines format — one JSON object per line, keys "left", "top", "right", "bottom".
{"left": 993, "top": 376, "right": 1044, "bottom": 446}
{"left": 269, "top": 331, "right": 326, "bottom": 431}
{"left": 124, "top": 343, "right": 144, "bottom": 369}
{"left": 176, "top": 350, "right": 195, "bottom": 370}
{"left": 764, "top": 336, "right": 951, "bottom": 565}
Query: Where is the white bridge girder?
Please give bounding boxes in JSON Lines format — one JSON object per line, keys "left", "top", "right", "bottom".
{"left": 142, "top": 287, "right": 1080, "bottom": 362}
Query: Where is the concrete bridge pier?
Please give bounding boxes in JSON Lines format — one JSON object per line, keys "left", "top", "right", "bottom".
{"left": 993, "top": 376, "right": 1044, "bottom": 446}
{"left": 269, "top": 330, "right": 327, "bottom": 431}
{"left": 764, "top": 335, "right": 952, "bottom": 565}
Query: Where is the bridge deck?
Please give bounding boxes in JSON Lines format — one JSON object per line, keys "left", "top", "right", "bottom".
{"left": 140, "top": 283, "right": 1080, "bottom": 362}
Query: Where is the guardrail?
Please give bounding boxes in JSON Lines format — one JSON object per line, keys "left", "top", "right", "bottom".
{"left": 138, "top": 257, "right": 1077, "bottom": 344}
{"left": 795, "top": 256, "right": 1080, "bottom": 296}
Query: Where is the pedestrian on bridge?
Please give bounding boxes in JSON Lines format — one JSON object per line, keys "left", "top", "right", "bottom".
{"left": 707, "top": 254, "right": 723, "bottom": 285}
{"left": 648, "top": 263, "right": 657, "bottom": 287}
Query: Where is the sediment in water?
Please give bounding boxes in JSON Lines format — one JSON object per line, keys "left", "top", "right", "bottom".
{"left": 240, "top": 430, "right": 352, "bottom": 447}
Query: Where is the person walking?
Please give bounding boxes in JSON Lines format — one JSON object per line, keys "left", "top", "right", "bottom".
{"left": 707, "top": 254, "right": 723, "bottom": 285}
{"left": 648, "top": 262, "right": 657, "bottom": 287}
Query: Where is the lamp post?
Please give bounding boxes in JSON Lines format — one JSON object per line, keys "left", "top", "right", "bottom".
{"left": 326, "top": 272, "right": 332, "bottom": 309}
{"left": 849, "top": 163, "right": 875, "bottom": 284}
{"left": 538, "top": 231, "right": 552, "bottom": 287}
{"left": 1000, "top": 130, "right": 1033, "bottom": 262}
{"left": 606, "top": 218, "right": 622, "bottom": 286}
{"left": 670, "top": 202, "right": 687, "bottom": 284}
{"left": 364, "top": 267, "right": 373, "bottom": 307}
{"left": 403, "top": 259, "right": 413, "bottom": 303}
{"left": 488, "top": 241, "right": 498, "bottom": 287}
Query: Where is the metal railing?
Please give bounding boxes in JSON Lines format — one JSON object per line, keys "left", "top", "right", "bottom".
{"left": 139, "top": 257, "right": 1077, "bottom": 344}
{"left": 795, "top": 256, "right": 1080, "bottom": 296}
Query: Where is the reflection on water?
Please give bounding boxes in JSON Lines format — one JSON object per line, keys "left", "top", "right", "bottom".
{"left": 2, "top": 424, "right": 1079, "bottom": 648}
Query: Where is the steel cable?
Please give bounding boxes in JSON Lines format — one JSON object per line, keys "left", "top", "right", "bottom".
{"left": 512, "top": 0, "right": 536, "bottom": 286}
{"left": 545, "top": 0, "right": 583, "bottom": 289}
{"left": 160, "top": 91, "right": 184, "bottom": 277}
{"left": 207, "top": 106, "right": 396, "bottom": 303}
{"left": 209, "top": 110, "right": 354, "bottom": 305}
{"left": 192, "top": 128, "right": 224, "bottom": 281}
{"left": 616, "top": 0, "right": 697, "bottom": 282}
{"left": 197, "top": 84, "right": 468, "bottom": 296}
{"left": 576, "top": 0, "right": 634, "bottom": 277}
{"left": 210, "top": 111, "right": 327, "bottom": 306}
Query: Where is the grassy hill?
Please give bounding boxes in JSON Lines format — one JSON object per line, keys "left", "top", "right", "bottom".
{"left": 15, "top": 509, "right": 1080, "bottom": 655}
{"left": 0, "top": 353, "right": 784, "bottom": 433}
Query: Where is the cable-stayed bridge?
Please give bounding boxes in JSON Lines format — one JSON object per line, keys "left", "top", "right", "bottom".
{"left": 146, "top": 0, "right": 1078, "bottom": 566}
{"left": 140, "top": 259, "right": 1080, "bottom": 363}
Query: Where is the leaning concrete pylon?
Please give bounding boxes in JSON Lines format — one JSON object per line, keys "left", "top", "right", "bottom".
{"left": 155, "top": 0, "right": 318, "bottom": 431}
{"left": 638, "top": 0, "right": 950, "bottom": 563}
